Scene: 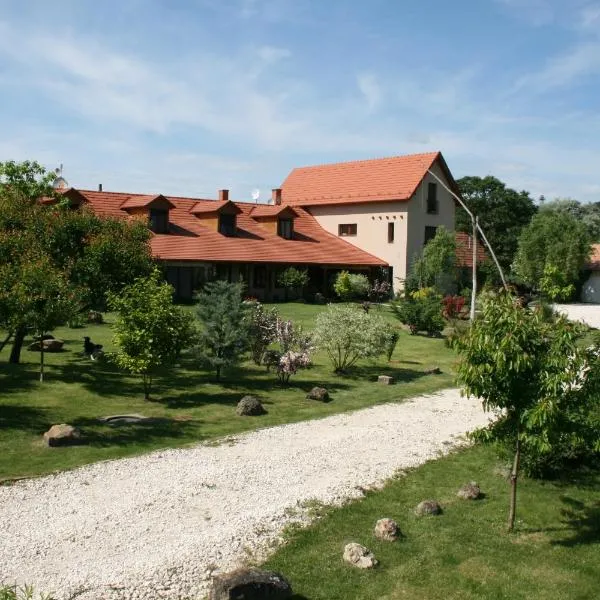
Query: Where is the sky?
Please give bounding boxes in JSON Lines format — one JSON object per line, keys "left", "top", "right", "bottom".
{"left": 1, "top": 0, "right": 599, "bottom": 203}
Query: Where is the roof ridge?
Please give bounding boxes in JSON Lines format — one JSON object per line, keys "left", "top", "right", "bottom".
{"left": 288, "top": 151, "right": 440, "bottom": 172}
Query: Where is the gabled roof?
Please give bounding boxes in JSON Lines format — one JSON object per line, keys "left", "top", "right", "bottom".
{"left": 72, "top": 189, "right": 387, "bottom": 267}
{"left": 281, "top": 151, "right": 459, "bottom": 206}
{"left": 120, "top": 194, "right": 175, "bottom": 210}
{"left": 190, "top": 199, "right": 242, "bottom": 215}
{"left": 250, "top": 205, "right": 298, "bottom": 218}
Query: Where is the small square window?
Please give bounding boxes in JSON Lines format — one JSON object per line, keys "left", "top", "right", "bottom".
{"left": 388, "top": 222, "right": 394, "bottom": 243}
{"left": 338, "top": 223, "right": 357, "bottom": 236}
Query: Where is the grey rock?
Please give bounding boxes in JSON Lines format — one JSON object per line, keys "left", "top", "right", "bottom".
{"left": 457, "top": 481, "right": 481, "bottom": 500}
{"left": 43, "top": 424, "right": 81, "bottom": 447}
{"left": 425, "top": 366, "right": 442, "bottom": 375}
{"left": 236, "top": 396, "right": 266, "bottom": 416}
{"left": 374, "top": 518, "right": 401, "bottom": 541}
{"left": 415, "top": 499, "right": 442, "bottom": 516}
{"left": 377, "top": 375, "right": 395, "bottom": 385}
{"left": 28, "top": 338, "right": 64, "bottom": 352}
{"left": 306, "top": 386, "right": 329, "bottom": 402}
{"left": 209, "top": 568, "right": 292, "bottom": 600}
{"left": 343, "top": 542, "right": 378, "bottom": 569}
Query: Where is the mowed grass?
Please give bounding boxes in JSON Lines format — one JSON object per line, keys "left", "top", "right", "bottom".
{"left": 264, "top": 444, "right": 600, "bottom": 600}
{"left": 0, "top": 303, "right": 456, "bottom": 480}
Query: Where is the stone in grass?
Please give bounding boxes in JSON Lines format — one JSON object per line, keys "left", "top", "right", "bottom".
{"left": 236, "top": 395, "right": 266, "bottom": 416}
{"left": 425, "top": 366, "right": 442, "bottom": 375}
{"left": 306, "top": 386, "right": 329, "bottom": 402}
{"left": 43, "top": 424, "right": 82, "bottom": 447}
{"left": 28, "top": 338, "right": 64, "bottom": 352}
{"left": 377, "top": 375, "right": 395, "bottom": 385}
{"left": 209, "top": 568, "right": 292, "bottom": 600}
{"left": 415, "top": 499, "right": 442, "bottom": 516}
{"left": 374, "top": 518, "right": 401, "bottom": 541}
{"left": 457, "top": 481, "right": 482, "bottom": 500}
{"left": 343, "top": 542, "right": 378, "bottom": 569}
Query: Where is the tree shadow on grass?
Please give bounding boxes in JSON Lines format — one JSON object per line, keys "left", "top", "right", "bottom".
{"left": 0, "top": 362, "right": 39, "bottom": 394}
{"left": 336, "top": 364, "right": 429, "bottom": 383}
{"left": 0, "top": 404, "right": 52, "bottom": 433}
{"left": 551, "top": 495, "right": 600, "bottom": 547}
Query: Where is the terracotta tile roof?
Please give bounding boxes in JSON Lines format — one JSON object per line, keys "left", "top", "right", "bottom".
{"left": 74, "top": 189, "right": 387, "bottom": 267}
{"left": 120, "top": 194, "right": 174, "bottom": 209}
{"left": 586, "top": 244, "right": 600, "bottom": 270}
{"left": 189, "top": 200, "right": 241, "bottom": 214}
{"left": 281, "top": 151, "right": 456, "bottom": 206}
{"left": 455, "top": 232, "right": 488, "bottom": 268}
{"left": 250, "top": 205, "right": 298, "bottom": 218}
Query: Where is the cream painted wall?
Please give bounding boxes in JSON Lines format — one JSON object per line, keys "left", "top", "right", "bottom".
{"left": 308, "top": 163, "right": 455, "bottom": 291}
{"left": 308, "top": 202, "right": 409, "bottom": 288}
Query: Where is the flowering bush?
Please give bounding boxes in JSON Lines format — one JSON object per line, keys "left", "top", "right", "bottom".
{"left": 369, "top": 279, "right": 392, "bottom": 302}
{"left": 247, "top": 302, "right": 279, "bottom": 365}
{"left": 270, "top": 317, "right": 314, "bottom": 384}
{"left": 442, "top": 295, "right": 466, "bottom": 321}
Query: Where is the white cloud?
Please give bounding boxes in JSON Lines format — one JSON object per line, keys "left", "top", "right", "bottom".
{"left": 256, "top": 45, "right": 291, "bottom": 63}
{"left": 357, "top": 73, "right": 382, "bottom": 111}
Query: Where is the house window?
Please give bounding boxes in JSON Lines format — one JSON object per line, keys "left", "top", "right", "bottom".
{"left": 219, "top": 213, "right": 236, "bottom": 236}
{"left": 253, "top": 265, "right": 267, "bottom": 288}
{"left": 149, "top": 208, "right": 168, "bottom": 233}
{"left": 278, "top": 218, "right": 293, "bottom": 239}
{"left": 424, "top": 226, "right": 437, "bottom": 245}
{"left": 388, "top": 222, "right": 394, "bottom": 243}
{"left": 427, "top": 182, "right": 438, "bottom": 214}
{"left": 338, "top": 223, "right": 357, "bottom": 236}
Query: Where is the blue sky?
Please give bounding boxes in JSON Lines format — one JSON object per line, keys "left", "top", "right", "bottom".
{"left": 1, "top": 0, "right": 599, "bottom": 202}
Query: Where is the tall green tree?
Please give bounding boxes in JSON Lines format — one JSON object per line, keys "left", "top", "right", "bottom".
{"left": 455, "top": 292, "right": 600, "bottom": 532}
{"left": 540, "top": 197, "right": 600, "bottom": 242}
{"left": 109, "top": 270, "right": 195, "bottom": 399}
{"left": 195, "top": 280, "right": 250, "bottom": 381}
{"left": 512, "top": 210, "right": 591, "bottom": 298}
{"left": 456, "top": 176, "right": 537, "bottom": 272}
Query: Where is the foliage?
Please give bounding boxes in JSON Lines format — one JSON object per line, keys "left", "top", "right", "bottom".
{"left": 247, "top": 301, "right": 279, "bottom": 365}
{"left": 454, "top": 291, "right": 600, "bottom": 530}
{"left": 272, "top": 317, "right": 314, "bottom": 384}
{"left": 384, "top": 327, "right": 401, "bottom": 361}
{"left": 195, "top": 280, "right": 250, "bottom": 381}
{"left": 108, "top": 270, "right": 195, "bottom": 399}
{"left": 313, "top": 304, "right": 390, "bottom": 372}
{"left": 333, "top": 271, "right": 371, "bottom": 301}
{"left": 541, "top": 197, "right": 600, "bottom": 242}
{"left": 456, "top": 175, "right": 537, "bottom": 271}
{"left": 538, "top": 264, "right": 575, "bottom": 302}
{"left": 368, "top": 278, "right": 392, "bottom": 302}
{"left": 391, "top": 291, "right": 444, "bottom": 336}
{"left": 277, "top": 267, "right": 309, "bottom": 293}
{"left": 442, "top": 295, "right": 466, "bottom": 321}
{"left": 0, "top": 584, "right": 55, "bottom": 600}
{"left": 512, "top": 209, "right": 591, "bottom": 294}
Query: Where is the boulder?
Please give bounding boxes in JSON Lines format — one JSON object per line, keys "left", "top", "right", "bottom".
{"left": 209, "top": 568, "right": 292, "bottom": 600}
{"left": 374, "top": 518, "right": 401, "bottom": 541}
{"left": 236, "top": 395, "right": 266, "bottom": 416}
{"left": 377, "top": 375, "right": 395, "bottom": 385}
{"left": 343, "top": 542, "right": 378, "bottom": 569}
{"left": 28, "top": 338, "right": 64, "bottom": 352}
{"left": 43, "top": 424, "right": 81, "bottom": 447}
{"left": 425, "top": 366, "right": 442, "bottom": 375}
{"left": 457, "top": 481, "right": 482, "bottom": 500}
{"left": 415, "top": 500, "right": 442, "bottom": 516}
{"left": 87, "top": 310, "right": 104, "bottom": 324}
{"left": 306, "top": 386, "right": 329, "bottom": 402}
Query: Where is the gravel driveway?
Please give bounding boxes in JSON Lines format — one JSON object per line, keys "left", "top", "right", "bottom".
{"left": 0, "top": 389, "right": 490, "bottom": 600}
{"left": 553, "top": 303, "right": 600, "bottom": 329}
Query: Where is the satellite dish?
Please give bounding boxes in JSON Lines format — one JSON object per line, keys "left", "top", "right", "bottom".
{"left": 251, "top": 188, "right": 260, "bottom": 203}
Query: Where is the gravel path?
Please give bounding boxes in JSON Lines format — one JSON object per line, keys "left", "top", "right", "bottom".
{"left": 553, "top": 303, "right": 600, "bottom": 329}
{"left": 0, "top": 389, "right": 490, "bottom": 600}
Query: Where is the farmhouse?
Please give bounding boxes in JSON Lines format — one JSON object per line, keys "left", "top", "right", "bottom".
{"left": 52, "top": 151, "right": 472, "bottom": 300}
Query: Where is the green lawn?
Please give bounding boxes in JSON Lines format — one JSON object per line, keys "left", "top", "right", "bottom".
{"left": 0, "top": 303, "right": 456, "bottom": 481}
{"left": 264, "top": 444, "right": 600, "bottom": 600}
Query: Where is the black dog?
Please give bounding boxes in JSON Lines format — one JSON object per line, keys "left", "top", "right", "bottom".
{"left": 83, "top": 336, "right": 103, "bottom": 360}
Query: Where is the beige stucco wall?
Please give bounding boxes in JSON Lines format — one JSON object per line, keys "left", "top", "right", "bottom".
{"left": 308, "top": 201, "right": 409, "bottom": 288}
{"left": 308, "top": 163, "right": 455, "bottom": 291}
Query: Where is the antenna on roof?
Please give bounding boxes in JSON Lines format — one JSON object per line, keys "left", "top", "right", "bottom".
{"left": 251, "top": 188, "right": 260, "bottom": 204}
{"left": 52, "top": 163, "right": 69, "bottom": 190}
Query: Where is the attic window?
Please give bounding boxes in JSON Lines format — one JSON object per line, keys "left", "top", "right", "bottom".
{"left": 278, "top": 218, "right": 293, "bottom": 239}
{"left": 338, "top": 223, "right": 357, "bottom": 237}
{"left": 426, "top": 183, "right": 438, "bottom": 214}
{"left": 219, "top": 213, "right": 236, "bottom": 236}
{"left": 150, "top": 208, "right": 168, "bottom": 233}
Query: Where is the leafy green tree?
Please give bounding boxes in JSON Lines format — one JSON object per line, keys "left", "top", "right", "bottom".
{"left": 541, "top": 198, "right": 600, "bottom": 242}
{"left": 277, "top": 267, "right": 309, "bottom": 301}
{"left": 512, "top": 210, "right": 591, "bottom": 296}
{"left": 333, "top": 271, "right": 370, "bottom": 301}
{"left": 456, "top": 176, "right": 537, "bottom": 272}
{"left": 455, "top": 292, "right": 600, "bottom": 531}
{"left": 109, "top": 270, "right": 195, "bottom": 399}
{"left": 313, "top": 304, "right": 390, "bottom": 372}
{"left": 195, "top": 280, "right": 250, "bottom": 381}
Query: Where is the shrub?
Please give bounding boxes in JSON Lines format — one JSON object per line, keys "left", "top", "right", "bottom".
{"left": 271, "top": 318, "right": 314, "bottom": 384}
{"left": 313, "top": 304, "right": 390, "bottom": 372}
{"left": 333, "top": 271, "right": 370, "bottom": 301}
{"left": 247, "top": 302, "right": 279, "bottom": 365}
{"left": 391, "top": 292, "right": 444, "bottom": 336}
{"left": 277, "top": 267, "right": 309, "bottom": 300}
{"left": 369, "top": 278, "right": 392, "bottom": 302}
{"left": 442, "top": 295, "right": 466, "bottom": 321}
{"left": 385, "top": 327, "right": 401, "bottom": 361}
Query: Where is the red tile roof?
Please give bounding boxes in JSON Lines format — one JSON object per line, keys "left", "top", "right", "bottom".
{"left": 120, "top": 194, "right": 174, "bottom": 209}
{"left": 455, "top": 231, "right": 488, "bottom": 268}
{"left": 250, "top": 205, "right": 298, "bottom": 218}
{"left": 74, "top": 189, "right": 387, "bottom": 267}
{"left": 281, "top": 151, "right": 458, "bottom": 206}
{"left": 189, "top": 200, "right": 241, "bottom": 214}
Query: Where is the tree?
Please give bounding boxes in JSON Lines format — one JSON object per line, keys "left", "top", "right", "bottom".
{"left": 247, "top": 302, "right": 279, "bottom": 365}
{"left": 277, "top": 267, "right": 309, "bottom": 301}
{"left": 195, "top": 280, "right": 250, "bottom": 381}
{"left": 455, "top": 292, "right": 600, "bottom": 531}
{"left": 456, "top": 176, "right": 537, "bottom": 272}
{"left": 512, "top": 210, "right": 591, "bottom": 298}
{"left": 541, "top": 198, "right": 600, "bottom": 242}
{"left": 109, "top": 270, "right": 195, "bottom": 399}
{"left": 313, "top": 304, "right": 390, "bottom": 372}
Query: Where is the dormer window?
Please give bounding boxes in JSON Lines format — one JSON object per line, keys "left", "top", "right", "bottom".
{"left": 278, "top": 218, "right": 293, "bottom": 239}
{"left": 150, "top": 208, "right": 169, "bottom": 233}
{"left": 219, "top": 213, "right": 236, "bottom": 236}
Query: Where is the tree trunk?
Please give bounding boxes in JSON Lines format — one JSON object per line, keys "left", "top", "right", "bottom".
{"left": 0, "top": 331, "right": 13, "bottom": 354}
{"left": 507, "top": 436, "right": 521, "bottom": 532}
{"left": 9, "top": 326, "right": 26, "bottom": 364}
{"left": 216, "top": 365, "right": 221, "bottom": 382}
{"left": 143, "top": 373, "right": 152, "bottom": 400}
{"left": 39, "top": 336, "right": 45, "bottom": 382}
